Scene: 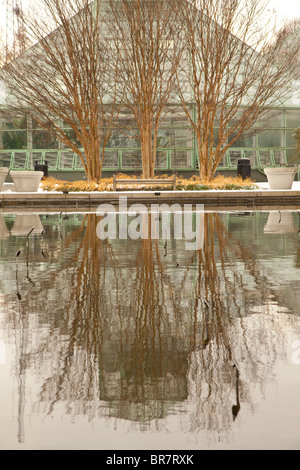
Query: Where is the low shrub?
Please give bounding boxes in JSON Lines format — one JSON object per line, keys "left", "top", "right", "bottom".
{"left": 41, "top": 174, "right": 257, "bottom": 192}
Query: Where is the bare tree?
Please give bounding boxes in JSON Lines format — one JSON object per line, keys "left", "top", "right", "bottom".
{"left": 0, "top": 33, "right": 5, "bottom": 69}
{"left": 0, "top": 13, "right": 27, "bottom": 67}
{"left": 105, "top": 0, "right": 184, "bottom": 179}
{"left": 1, "top": 0, "right": 120, "bottom": 183}
{"left": 271, "top": 17, "right": 300, "bottom": 48}
{"left": 176, "top": 0, "right": 300, "bottom": 180}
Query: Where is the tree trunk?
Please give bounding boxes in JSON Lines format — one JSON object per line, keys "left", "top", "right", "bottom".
{"left": 83, "top": 142, "right": 102, "bottom": 183}
{"left": 198, "top": 141, "right": 208, "bottom": 180}
{"left": 141, "top": 120, "right": 154, "bottom": 179}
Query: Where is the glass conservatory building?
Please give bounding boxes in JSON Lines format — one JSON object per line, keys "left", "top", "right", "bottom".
{"left": 0, "top": 103, "right": 299, "bottom": 178}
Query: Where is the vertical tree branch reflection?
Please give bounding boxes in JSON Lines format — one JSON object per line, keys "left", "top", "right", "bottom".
{"left": 39, "top": 214, "right": 109, "bottom": 417}
{"left": 187, "top": 213, "right": 298, "bottom": 443}
{"left": 110, "top": 214, "right": 191, "bottom": 422}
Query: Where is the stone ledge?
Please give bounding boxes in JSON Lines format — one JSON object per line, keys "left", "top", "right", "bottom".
{"left": 0, "top": 189, "right": 300, "bottom": 210}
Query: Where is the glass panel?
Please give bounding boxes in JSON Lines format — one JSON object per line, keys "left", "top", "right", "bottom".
{"left": 108, "top": 131, "right": 139, "bottom": 149}
{"left": 44, "top": 152, "right": 59, "bottom": 169}
{"left": 74, "top": 154, "right": 84, "bottom": 169}
{"left": 227, "top": 125, "right": 257, "bottom": 148}
{"left": 259, "top": 150, "right": 272, "bottom": 167}
{"left": 121, "top": 150, "right": 142, "bottom": 169}
{"left": 0, "top": 131, "right": 27, "bottom": 150}
{"left": 286, "top": 149, "right": 300, "bottom": 166}
{"left": 0, "top": 113, "right": 27, "bottom": 130}
{"left": 102, "top": 151, "right": 118, "bottom": 168}
{"left": 286, "top": 110, "right": 300, "bottom": 128}
{"left": 213, "top": 153, "right": 227, "bottom": 168}
{"left": 244, "top": 150, "right": 258, "bottom": 167}
{"left": 59, "top": 151, "right": 75, "bottom": 169}
{"left": 157, "top": 128, "right": 192, "bottom": 148}
{"left": 117, "top": 107, "right": 137, "bottom": 122}
{"left": 161, "top": 107, "right": 191, "bottom": 126}
{"left": 229, "top": 150, "right": 242, "bottom": 167}
{"left": 231, "top": 131, "right": 256, "bottom": 148}
{"left": 33, "top": 119, "right": 58, "bottom": 129}
{"left": 273, "top": 150, "right": 287, "bottom": 166}
{"left": 12, "top": 152, "right": 27, "bottom": 169}
{"left": 294, "top": 128, "right": 300, "bottom": 148}
{"left": 174, "top": 129, "right": 192, "bottom": 148}
{"left": 257, "top": 110, "right": 284, "bottom": 128}
{"left": 257, "top": 130, "right": 283, "bottom": 148}
{"left": 63, "top": 129, "right": 81, "bottom": 148}
{"left": 157, "top": 129, "right": 171, "bottom": 148}
{"left": 29, "top": 152, "right": 43, "bottom": 170}
{"left": 0, "top": 152, "right": 12, "bottom": 168}
{"left": 155, "top": 150, "right": 168, "bottom": 169}
{"left": 213, "top": 128, "right": 221, "bottom": 147}
{"left": 62, "top": 118, "right": 81, "bottom": 129}
{"left": 0, "top": 133, "right": 5, "bottom": 151}
{"left": 172, "top": 150, "right": 193, "bottom": 168}
{"left": 33, "top": 130, "right": 58, "bottom": 149}
{"left": 286, "top": 129, "right": 297, "bottom": 147}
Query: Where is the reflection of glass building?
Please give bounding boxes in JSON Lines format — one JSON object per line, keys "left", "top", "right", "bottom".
{"left": 0, "top": 106, "right": 299, "bottom": 177}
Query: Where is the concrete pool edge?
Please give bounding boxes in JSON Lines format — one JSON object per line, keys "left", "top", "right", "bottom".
{"left": 1, "top": 189, "right": 300, "bottom": 211}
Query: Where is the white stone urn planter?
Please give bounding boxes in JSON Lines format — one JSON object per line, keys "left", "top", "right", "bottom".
{"left": 264, "top": 211, "right": 297, "bottom": 234}
{"left": 11, "top": 214, "right": 44, "bottom": 236}
{"left": 10, "top": 171, "right": 44, "bottom": 192}
{"left": 264, "top": 167, "right": 297, "bottom": 190}
{"left": 0, "top": 168, "right": 9, "bottom": 192}
{"left": 0, "top": 214, "right": 9, "bottom": 238}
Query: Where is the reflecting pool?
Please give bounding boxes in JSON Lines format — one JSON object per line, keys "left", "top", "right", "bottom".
{"left": 0, "top": 210, "right": 300, "bottom": 450}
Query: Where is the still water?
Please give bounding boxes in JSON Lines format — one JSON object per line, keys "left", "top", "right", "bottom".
{"left": 0, "top": 210, "right": 300, "bottom": 450}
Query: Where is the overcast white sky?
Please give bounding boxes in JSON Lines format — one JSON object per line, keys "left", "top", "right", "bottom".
{"left": 269, "top": 0, "right": 300, "bottom": 23}
{"left": 1, "top": 0, "right": 300, "bottom": 31}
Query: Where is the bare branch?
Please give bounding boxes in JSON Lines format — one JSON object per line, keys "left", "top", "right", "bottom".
{"left": 176, "top": 0, "right": 300, "bottom": 179}
{"left": 1, "top": 0, "right": 120, "bottom": 183}
{"left": 105, "top": 0, "right": 184, "bottom": 178}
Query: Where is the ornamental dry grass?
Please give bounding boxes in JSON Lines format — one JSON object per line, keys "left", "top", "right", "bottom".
{"left": 41, "top": 174, "right": 257, "bottom": 192}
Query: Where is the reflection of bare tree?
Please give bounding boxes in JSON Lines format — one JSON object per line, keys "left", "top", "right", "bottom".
{"left": 185, "top": 213, "right": 300, "bottom": 445}
{"left": 103, "top": 215, "right": 191, "bottom": 422}
{"left": 30, "top": 214, "right": 192, "bottom": 423}
{"left": 12, "top": 303, "right": 28, "bottom": 444}
{"left": 2, "top": 211, "right": 300, "bottom": 446}
{"left": 37, "top": 215, "right": 108, "bottom": 417}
